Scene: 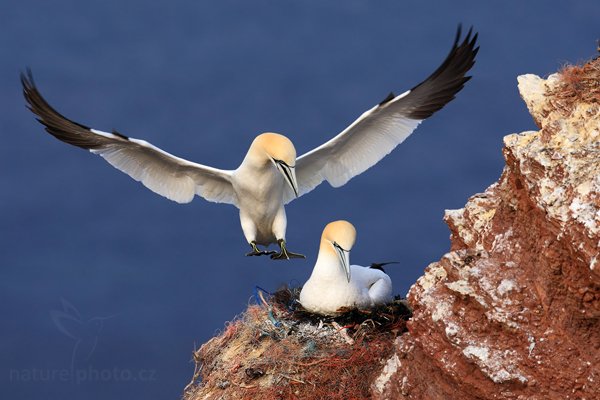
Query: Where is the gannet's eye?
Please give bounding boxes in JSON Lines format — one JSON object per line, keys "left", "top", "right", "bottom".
{"left": 332, "top": 241, "right": 348, "bottom": 253}
{"left": 273, "top": 159, "right": 295, "bottom": 169}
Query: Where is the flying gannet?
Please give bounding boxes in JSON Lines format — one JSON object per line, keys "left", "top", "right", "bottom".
{"left": 22, "top": 26, "right": 478, "bottom": 260}
{"left": 299, "top": 220, "right": 393, "bottom": 315}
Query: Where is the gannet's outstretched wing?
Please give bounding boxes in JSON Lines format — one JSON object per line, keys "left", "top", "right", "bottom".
{"left": 22, "top": 72, "right": 237, "bottom": 205}
{"left": 285, "top": 26, "right": 478, "bottom": 204}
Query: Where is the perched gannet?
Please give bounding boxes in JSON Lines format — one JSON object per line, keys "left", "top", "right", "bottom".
{"left": 299, "top": 220, "right": 393, "bottom": 315}
{"left": 22, "top": 27, "right": 478, "bottom": 259}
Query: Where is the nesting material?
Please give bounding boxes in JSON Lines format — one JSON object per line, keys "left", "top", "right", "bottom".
{"left": 184, "top": 287, "right": 411, "bottom": 400}
{"left": 548, "top": 57, "right": 600, "bottom": 113}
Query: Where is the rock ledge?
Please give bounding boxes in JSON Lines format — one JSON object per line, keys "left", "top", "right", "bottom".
{"left": 375, "top": 57, "right": 599, "bottom": 400}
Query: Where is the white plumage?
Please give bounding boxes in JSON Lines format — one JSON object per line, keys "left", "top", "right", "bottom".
{"left": 299, "top": 220, "right": 393, "bottom": 315}
{"left": 22, "top": 27, "right": 478, "bottom": 259}
{"left": 89, "top": 130, "right": 236, "bottom": 204}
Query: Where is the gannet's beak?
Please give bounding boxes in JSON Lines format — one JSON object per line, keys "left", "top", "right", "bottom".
{"left": 273, "top": 159, "right": 298, "bottom": 197}
{"left": 333, "top": 242, "right": 351, "bottom": 282}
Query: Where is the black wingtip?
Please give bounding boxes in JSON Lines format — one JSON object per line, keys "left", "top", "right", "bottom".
{"left": 111, "top": 129, "right": 129, "bottom": 140}
{"left": 369, "top": 261, "right": 401, "bottom": 272}
{"left": 379, "top": 91, "right": 396, "bottom": 106}
{"left": 20, "top": 70, "right": 112, "bottom": 150}
{"left": 402, "top": 24, "right": 479, "bottom": 120}
{"left": 454, "top": 24, "right": 462, "bottom": 46}
{"left": 465, "top": 26, "right": 473, "bottom": 43}
{"left": 20, "top": 68, "right": 35, "bottom": 94}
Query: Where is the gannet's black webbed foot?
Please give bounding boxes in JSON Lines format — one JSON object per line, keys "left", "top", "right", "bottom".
{"left": 245, "top": 241, "right": 276, "bottom": 257}
{"left": 270, "top": 239, "right": 306, "bottom": 260}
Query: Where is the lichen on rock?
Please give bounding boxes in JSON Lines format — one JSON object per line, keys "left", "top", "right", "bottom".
{"left": 374, "top": 57, "right": 599, "bottom": 400}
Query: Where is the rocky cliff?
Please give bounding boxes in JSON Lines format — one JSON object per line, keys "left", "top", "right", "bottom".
{"left": 184, "top": 58, "right": 599, "bottom": 400}
{"left": 374, "top": 58, "right": 600, "bottom": 399}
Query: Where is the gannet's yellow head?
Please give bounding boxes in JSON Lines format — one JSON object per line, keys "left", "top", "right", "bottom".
{"left": 251, "top": 133, "right": 299, "bottom": 197}
{"left": 321, "top": 220, "right": 357, "bottom": 251}
{"left": 321, "top": 220, "right": 356, "bottom": 282}
{"left": 252, "top": 133, "right": 296, "bottom": 166}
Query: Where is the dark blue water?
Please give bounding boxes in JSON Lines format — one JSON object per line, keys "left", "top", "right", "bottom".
{"left": 1, "top": 1, "right": 598, "bottom": 398}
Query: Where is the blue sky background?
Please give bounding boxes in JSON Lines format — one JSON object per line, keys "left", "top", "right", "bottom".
{"left": 1, "top": 1, "right": 598, "bottom": 399}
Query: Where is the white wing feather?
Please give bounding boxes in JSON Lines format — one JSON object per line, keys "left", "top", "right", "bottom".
{"left": 285, "top": 26, "right": 478, "bottom": 204}
{"left": 90, "top": 132, "right": 237, "bottom": 205}
{"left": 22, "top": 72, "right": 237, "bottom": 206}
{"left": 286, "top": 92, "right": 420, "bottom": 203}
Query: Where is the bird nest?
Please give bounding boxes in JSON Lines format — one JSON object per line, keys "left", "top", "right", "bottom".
{"left": 184, "top": 286, "right": 412, "bottom": 400}
{"left": 547, "top": 56, "right": 600, "bottom": 114}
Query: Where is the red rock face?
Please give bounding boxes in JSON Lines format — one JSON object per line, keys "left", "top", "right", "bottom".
{"left": 373, "top": 61, "right": 600, "bottom": 399}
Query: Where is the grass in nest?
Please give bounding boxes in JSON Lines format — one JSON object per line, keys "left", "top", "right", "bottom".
{"left": 548, "top": 57, "right": 600, "bottom": 112}
{"left": 269, "top": 285, "right": 412, "bottom": 337}
{"left": 184, "top": 286, "right": 412, "bottom": 400}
